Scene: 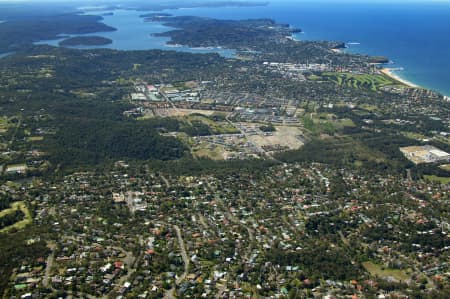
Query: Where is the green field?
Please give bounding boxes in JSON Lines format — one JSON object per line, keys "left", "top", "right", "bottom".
{"left": 363, "top": 261, "right": 410, "bottom": 282}
{"left": 27, "top": 136, "right": 44, "bottom": 142}
{"left": 440, "top": 164, "right": 450, "bottom": 171}
{"left": 193, "top": 145, "right": 226, "bottom": 160}
{"left": 0, "top": 116, "right": 11, "bottom": 133}
{"left": 301, "top": 114, "right": 355, "bottom": 136}
{"left": 0, "top": 202, "right": 33, "bottom": 233}
{"left": 321, "top": 72, "right": 396, "bottom": 91}
{"left": 186, "top": 115, "right": 239, "bottom": 134}
{"left": 359, "top": 104, "right": 380, "bottom": 112}
{"left": 402, "top": 131, "right": 428, "bottom": 141}
{"left": 424, "top": 175, "right": 450, "bottom": 184}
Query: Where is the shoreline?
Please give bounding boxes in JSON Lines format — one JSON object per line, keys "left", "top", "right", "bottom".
{"left": 0, "top": 52, "right": 14, "bottom": 59}
{"left": 380, "top": 68, "right": 419, "bottom": 88}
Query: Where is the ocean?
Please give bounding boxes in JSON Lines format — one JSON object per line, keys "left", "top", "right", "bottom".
{"left": 164, "top": 1, "right": 450, "bottom": 96}
{"left": 36, "top": 1, "right": 450, "bottom": 96}
{"left": 0, "top": 52, "right": 12, "bottom": 59}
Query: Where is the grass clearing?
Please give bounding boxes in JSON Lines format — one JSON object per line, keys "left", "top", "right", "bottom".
{"left": 27, "top": 136, "right": 44, "bottom": 142}
{"left": 336, "top": 118, "right": 356, "bottom": 128}
{"left": 186, "top": 115, "right": 239, "bottom": 135}
{"left": 308, "top": 74, "right": 322, "bottom": 81}
{"left": 0, "top": 116, "right": 12, "bottom": 133}
{"left": 321, "top": 72, "right": 396, "bottom": 91}
{"left": 424, "top": 175, "right": 450, "bottom": 184}
{"left": 363, "top": 261, "right": 410, "bottom": 282}
{"left": 137, "top": 115, "right": 155, "bottom": 120}
{"left": 359, "top": 104, "right": 380, "bottom": 112}
{"left": 6, "top": 163, "right": 27, "bottom": 173}
{"left": 440, "top": 164, "right": 450, "bottom": 171}
{"left": 193, "top": 145, "right": 226, "bottom": 160}
{"left": 0, "top": 201, "right": 33, "bottom": 233}
{"left": 403, "top": 131, "right": 427, "bottom": 141}
{"left": 301, "top": 114, "right": 354, "bottom": 135}
{"left": 249, "top": 126, "right": 305, "bottom": 150}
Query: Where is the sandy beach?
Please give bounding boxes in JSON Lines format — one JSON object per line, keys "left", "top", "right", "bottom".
{"left": 380, "top": 68, "right": 419, "bottom": 88}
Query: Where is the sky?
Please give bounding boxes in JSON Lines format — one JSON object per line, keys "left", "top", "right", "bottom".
{"left": 0, "top": 0, "right": 448, "bottom": 2}
{"left": 0, "top": 0, "right": 449, "bottom": 5}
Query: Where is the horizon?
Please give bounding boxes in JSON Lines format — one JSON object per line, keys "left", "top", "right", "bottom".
{"left": 1, "top": 0, "right": 450, "bottom": 3}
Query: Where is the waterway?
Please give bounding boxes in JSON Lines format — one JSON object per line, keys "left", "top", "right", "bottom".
{"left": 34, "top": 2, "right": 450, "bottom": 95}
{"left": 35, "top": 9, "right": 236, "bottom": 58}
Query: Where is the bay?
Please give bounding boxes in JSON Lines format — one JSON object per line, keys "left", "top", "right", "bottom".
{"left": 35, "top": 9, "right": 236, "bottom": 58}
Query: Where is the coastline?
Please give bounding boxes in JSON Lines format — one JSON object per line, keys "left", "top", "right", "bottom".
{"left": 380, "top": 68, "right": 419, "bottom": 88}
{"left": 0, "top": 52, "right": 14, "bottom": 59}
{"left": 18, "top": 5, "right": 448, "bottom": 96}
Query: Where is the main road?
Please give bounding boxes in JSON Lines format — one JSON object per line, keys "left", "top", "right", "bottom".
{"left": 164, "top": 225, "right": 190, "bottom": 299}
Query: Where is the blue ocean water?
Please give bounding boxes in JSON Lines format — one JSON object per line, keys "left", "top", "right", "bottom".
{"left": 164, "top": 2, "right": 450, "bottom": 96}
{"left": 35, "top": 2, "right": 450, "bottom": 96}
{"left": 0, "top": 52, "right": 13, "bottom": 59}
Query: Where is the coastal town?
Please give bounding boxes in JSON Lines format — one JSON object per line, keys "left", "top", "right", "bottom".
{"left": 1, "top": 50, "right": 449, "bottom": 296}
{"left": 0, "top": 2, "right": 449, "bottom": 298}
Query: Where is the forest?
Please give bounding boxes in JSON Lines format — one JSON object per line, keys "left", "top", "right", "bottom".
{"left": 0, "top": 14, "right": 116, "bottom": 53}
{"left": 59, "top": 36, "right": 113, "bottom": 47}
{"left": 45, "top": 119, "right": 189, "bottom": 167}
{"left": 0, "top": 209, "right": 24, "bottom": 230}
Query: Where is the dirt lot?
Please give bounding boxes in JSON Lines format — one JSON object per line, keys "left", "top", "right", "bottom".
{"left": 155, "top": 108, "right": 216, "bottom": 117}
{"left": 248, "top": 126, "right": 304, "bottom": 150}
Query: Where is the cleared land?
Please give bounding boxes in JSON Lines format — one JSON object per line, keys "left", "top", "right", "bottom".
{"left": 248, "top": 126, "right": 304, "bottom": 150}
{"left": 176, "top": 109, "right": 217, "bottom": 117}
{"left": 301, "top": 113, "right": 355, "bottom": 136}
{"left": 6, "top": 163, "right": 27, "bottom": 173}
{"left": 193, "top": 144, "right": 227, "bottom": 160}
{"left": 186, "top": 114, "right": 238, "bottom": 134}
{"left": 440, "top": 164, "right": 450, "bottom": 171}
{"left": 363, "top": 261, "right": 411, "bottom": 283}
{"left": 154, "top": 108, "right": 217, "bottom": 117}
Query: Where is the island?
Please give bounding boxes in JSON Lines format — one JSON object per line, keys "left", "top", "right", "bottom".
{"left": 59, "top": 36, "right": 113, "bottom": 47}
